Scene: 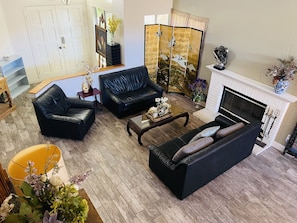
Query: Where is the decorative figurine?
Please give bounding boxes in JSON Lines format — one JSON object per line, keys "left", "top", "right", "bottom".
{"left": 82, "top": 81, "right": 89, "bottom": 93}
{"left": 213, "top": 45, "right": 229, "bottom": 70}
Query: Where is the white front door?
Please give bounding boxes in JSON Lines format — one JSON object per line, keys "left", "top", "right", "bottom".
{"left": 24, "top": 4, "right": 90, "bottom": 80}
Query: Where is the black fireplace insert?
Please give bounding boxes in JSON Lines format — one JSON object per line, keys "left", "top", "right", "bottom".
{"left": 219, "top": 87, "right": 266, "bottom": 124}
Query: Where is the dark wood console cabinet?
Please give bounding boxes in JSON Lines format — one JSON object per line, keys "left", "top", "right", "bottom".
{"left": 283, "top": 123, "right": 297, "bottom": 157}
{"left": 106, "top": 43, "right": 121, "bottom": 66}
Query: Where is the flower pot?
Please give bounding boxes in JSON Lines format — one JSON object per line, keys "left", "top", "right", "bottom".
{"left": 274, "top": 79, "right": 289, "bottom": 94}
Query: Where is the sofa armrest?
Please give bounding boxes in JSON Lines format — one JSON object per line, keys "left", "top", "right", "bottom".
{"left": 149, "top": 145, "right": 179, "bottom": 170}
{"left": 147, "top": 79, "right": 163, "bottom": 93}
{"left": 66, "top": 98, "right": 95, "bottom": 109}
{"left": 215, "top": 115, "right": 237, "bottom": 127}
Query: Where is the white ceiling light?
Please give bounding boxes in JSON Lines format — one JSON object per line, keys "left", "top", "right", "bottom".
{"left": 62, "top": 0, "right": 71, "bottom": 5}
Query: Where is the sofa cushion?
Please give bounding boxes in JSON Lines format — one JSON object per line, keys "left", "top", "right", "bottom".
{"left": 104, "top": 71, "right": 148, "bottom": 95}
{"left": 215, "top": 122, "right": 245, "bottom": 139}
{"left": 172, "top": 137, "right": 214, "bottom": 163}
{"left": 36, "top": 84, "right": 70, "bottom": 116}
{"left": 118, "top": 87, "right": 160, "bottom": 106}
{"left": 188, "top": 126, "right": 220, "bottom": 144}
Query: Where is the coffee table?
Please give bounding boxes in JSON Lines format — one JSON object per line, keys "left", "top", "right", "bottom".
{"left": 127, "top": 105, "right": 189, "bottom": 145}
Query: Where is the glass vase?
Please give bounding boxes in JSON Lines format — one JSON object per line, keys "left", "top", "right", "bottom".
{"left": 110, "top": 33, "right": 115, "bottom": 45}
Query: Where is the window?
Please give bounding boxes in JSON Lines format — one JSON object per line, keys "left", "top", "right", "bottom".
{"left": 144, "top": 14, "right": 169, "bottom": 25}
{"left": 170, "top": 9, "right": 208, "bottom": 32}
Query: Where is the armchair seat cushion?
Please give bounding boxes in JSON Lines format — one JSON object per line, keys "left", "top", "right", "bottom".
{"left": 66, "top": 108, "right": 94, "bottom": 121}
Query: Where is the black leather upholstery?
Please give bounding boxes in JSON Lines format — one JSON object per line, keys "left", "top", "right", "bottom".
{"left": 32, "top": 84, "right": 95, "bottom": 140}
{"left": 149, "top": 115, "right": 261, "bottom": 200}
{"left": 99, "top": 66, "right": 163, "bottom": 118}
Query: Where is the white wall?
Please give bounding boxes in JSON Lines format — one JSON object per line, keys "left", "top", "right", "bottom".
{"left": 173, "top": 0, "right": 297, "bottom": 145}
{"left": 122, "top": 0, "right": 173, "bottom": 68}
{"left": 173, "top": 0, "right": 297, "bottom": 95}
{"left": 0, "top": 4, "right": 13, "bottom": 57}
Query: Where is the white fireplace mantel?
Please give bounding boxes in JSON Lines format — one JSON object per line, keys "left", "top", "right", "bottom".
{"left": 193, "top": 65, "right": 297, "bottom": 155}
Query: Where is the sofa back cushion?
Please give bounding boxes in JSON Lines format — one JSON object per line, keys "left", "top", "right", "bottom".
{"left": 215, "top": 122, "right": 245, "bottom": 139}
{"left": 103, "top": 66, "right": 149, "bottom": 95}
{"left": 34, "top": 84, "right": 69, "bottom": 117}
{"left": 172, "top": 137, "right": 214, "bottom": 163}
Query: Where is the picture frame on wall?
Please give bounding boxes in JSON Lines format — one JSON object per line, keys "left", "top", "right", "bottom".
{"left": 96, "top": 8, "right": 106, "bottom": 29}
{"left": 95, "top": 25, "right": 107, "bottom": 57}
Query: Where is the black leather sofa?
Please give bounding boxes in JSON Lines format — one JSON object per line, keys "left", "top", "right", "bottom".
{"left": 149, "top": 115, "right": 261, "bottom": 200}
{"left": 32, "top": 84, "right": 95, "bottom": 140}
{"left": 99, "top": 66, "right": 163, "bottom": 118}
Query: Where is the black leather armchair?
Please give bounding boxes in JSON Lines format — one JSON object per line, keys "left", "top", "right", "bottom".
{"left": 32, "top": 84, "right": 95, "bottom": 140}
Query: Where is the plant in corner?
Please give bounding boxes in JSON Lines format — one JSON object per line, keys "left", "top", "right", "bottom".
{"left": 0, "top": 161, "right": 92, "bottom": 223}
{"left": 107, "top": 15, "right": 122, "bottom": 44}
{"left": 266, "top": 56, "right": 297, "bottom": 94}
{"left": 188, "top": 78, "right": 207, "bottom": 104}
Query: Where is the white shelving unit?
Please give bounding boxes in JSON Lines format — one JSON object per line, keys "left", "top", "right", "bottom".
{"left": 0, "top": 55, "right": 30, "bottom": 99}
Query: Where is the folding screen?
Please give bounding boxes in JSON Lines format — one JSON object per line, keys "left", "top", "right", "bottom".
{"left": 145, "top": 24, "right": 203, "bottom": 97}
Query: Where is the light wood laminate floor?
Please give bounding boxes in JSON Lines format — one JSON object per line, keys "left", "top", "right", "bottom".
{"left": 1, "top": 89, "right": 297, "bottom": 223}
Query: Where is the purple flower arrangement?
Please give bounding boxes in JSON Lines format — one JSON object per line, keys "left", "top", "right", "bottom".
{"left": 188, "top": 78, "right": 207, "bottom": 103}
{"left": 0, "top": 161, "right": 92, "bottom": 223}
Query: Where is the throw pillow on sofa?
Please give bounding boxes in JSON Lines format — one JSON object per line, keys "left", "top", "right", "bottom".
{"left": 172, "top": 137, "right": 214, "bottom": 163}
{"left": 215, "top": 122, "right": 245, "bottom": 139}
{"left": 188, "top": 126, "right": 220, "bottom": 144}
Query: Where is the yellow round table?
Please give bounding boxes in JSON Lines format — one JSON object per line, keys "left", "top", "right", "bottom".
{"left": 7, "top": 144, "right": 69, "bottom": 195}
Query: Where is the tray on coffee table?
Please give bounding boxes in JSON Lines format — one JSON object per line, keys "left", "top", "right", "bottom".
{"left": 127, "top": 105, "right": 189, "bottom": 145}
{"left": 146, "top": 112, "right": 172, "bottom": 122}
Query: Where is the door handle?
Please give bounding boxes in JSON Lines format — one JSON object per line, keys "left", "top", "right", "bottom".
{"left": 61, "top": 37, "right": 65, "bottom": 44}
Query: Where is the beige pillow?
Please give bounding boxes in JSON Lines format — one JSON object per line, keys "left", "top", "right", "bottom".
{"left": 215, "top": 122, "right": 245, "bottom": 139}
{"left": 188, "top": 126, "right": 220, "bottom": 144}
{"left": 172, "top": 137, "right": 214, "bottom": 163}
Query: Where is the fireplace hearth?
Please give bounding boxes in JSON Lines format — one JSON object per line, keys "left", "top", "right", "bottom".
{"left": 193, "top": 65, "right": 297, "bottom": 155}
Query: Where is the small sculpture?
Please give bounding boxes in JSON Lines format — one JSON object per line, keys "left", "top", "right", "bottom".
{"left": 213, "top": 45, "right": 229, "bottom": 70}
{"left": 147, "top": 97, "right": 171, "bottom": 118}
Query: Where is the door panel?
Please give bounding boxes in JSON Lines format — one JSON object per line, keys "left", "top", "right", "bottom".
{"left": 24, "top": 4, "right": 90, "bottom": 80}
{"left": 55, "top": 5, "right": 89, "bottom": 74}
{"left": 24, "top": 6, "right": 64, "bottom": 79}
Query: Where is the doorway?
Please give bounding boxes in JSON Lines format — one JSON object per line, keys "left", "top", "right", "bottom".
{"left": 24, "top": 4, "right": 90, "bottom": 80}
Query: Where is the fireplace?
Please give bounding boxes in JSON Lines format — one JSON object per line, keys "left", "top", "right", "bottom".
{"left": 193, "top": 65, "right": 297, "bottom": 155}
{"left": 219, "top": 86, "right": 266, "bottom": 124}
